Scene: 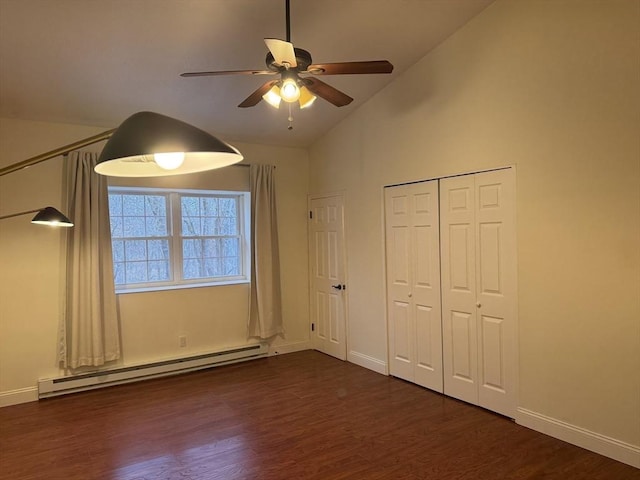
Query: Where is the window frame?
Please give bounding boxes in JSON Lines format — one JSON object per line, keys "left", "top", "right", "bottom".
{"left": 108, "top": 186, "right": 251, "bottom": 294}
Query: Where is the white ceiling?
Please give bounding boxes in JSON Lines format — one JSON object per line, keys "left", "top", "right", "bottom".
{"left": 0, "top": 0, "right": 493, "bottom": 148}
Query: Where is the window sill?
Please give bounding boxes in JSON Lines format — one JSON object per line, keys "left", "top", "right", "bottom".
{"left": 115, "top": 279, "right": 250, "bottom": 295}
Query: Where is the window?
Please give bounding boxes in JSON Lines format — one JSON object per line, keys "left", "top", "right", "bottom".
{"left": 108, "top": 187, "right": 250, "bottom": 292}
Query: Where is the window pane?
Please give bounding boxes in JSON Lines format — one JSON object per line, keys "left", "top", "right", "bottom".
{"left": 147, "top": 239, "right": 169, "bottom": 260}
{"left": 126, "top": 261, "right": 147, "bottom": 284}
{"left": 125, "top": 240, "right": 147, "bottom": 261}
{"left": 219, "top": 198, "right": 236, "bottom": 217}
{"left": 145, "top": 216, "right": 167, "bottom": 237}
{"left": 204, "top": 258, "right": 221, "bottom": 276}
{"left": 110, "top": 216, "right": 123, "bottom": 238}
{"left": 112, "top": 240, "right": 124, "bottom": 262}
{"left": 124, "top": 216, "right": 146, "bottom": 237}
{"left": 182, "top": 216, "right": 202, "bottom": 236}
{"left": 216, "top": 217, "right": 236, "bottom": 235}
{"left": 183, "top": 258, "right": 203, "bottom": 279}
{"left": 144, "top": 195, "right": 166, "bottom": 217}
{"left": 109, "top": 194, "right": 122, "bottom": 217}
{"left": 201, "top": 197, "right": 218, "bottom": 217}
{"left": 222, "top": 237, "right": 239, "bottom": 257}
{"left": 123, "top": 195, "right": 145, "bottom": 216}
{"left": 204, "top": 238, "right": 221, "bottom": 257}
{"left": 148, "top": 260, "right": 170, "bottom": 281}
{"left": 113, "top": 262, "right": 125, "bottom": 285}
{"left": 223, "top": 257, "right": 239, "bottom": 276}
{"left": 181, "top": 196, "right": 199, "bottom": 217}
{"left": 183, "top": 239, "right": 202, "bottom": 259}
{"left": 202, "top": 217, "right": 217, "bottom": 236}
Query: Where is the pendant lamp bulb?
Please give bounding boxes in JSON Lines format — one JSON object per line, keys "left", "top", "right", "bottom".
{"left": 154, "top": 152, "right": 185, "bottom": 170}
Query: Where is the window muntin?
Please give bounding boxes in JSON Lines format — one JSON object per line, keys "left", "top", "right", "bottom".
{"left": 108, "top": 187, "right": 249, "bottom": 292}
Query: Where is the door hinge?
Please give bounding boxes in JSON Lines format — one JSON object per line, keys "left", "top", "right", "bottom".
{"left": 309, "top": 210, "right": 313, "bottom": 219}
{"left": 311, "top": 323, "right": 315, "bottom": 332}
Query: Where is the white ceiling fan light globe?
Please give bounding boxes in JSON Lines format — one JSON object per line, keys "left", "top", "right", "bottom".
{"left": 280, "top": 78, "right": 300, "bottom": 103}
{"left": 154, "top": 152, "right": 185, "bottom": 170}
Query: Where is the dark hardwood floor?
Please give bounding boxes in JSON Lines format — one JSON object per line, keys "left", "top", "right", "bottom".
{"left": 0, "top": 350, "right": 637, "bottom": 480}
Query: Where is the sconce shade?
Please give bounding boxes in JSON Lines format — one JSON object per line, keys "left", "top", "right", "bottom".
{"left": 31, "top": 207, "right": 74, "bottom": 227}
{"left": 95, "top": 112, "right": 243, "bottom": 177}
{"left": 0, "top": 207, "right": 73, "bottom": 227}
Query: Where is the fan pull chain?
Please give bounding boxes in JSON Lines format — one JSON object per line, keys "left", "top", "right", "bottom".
{"left": 288, "top": 103, "right": 294, "bottom": 130}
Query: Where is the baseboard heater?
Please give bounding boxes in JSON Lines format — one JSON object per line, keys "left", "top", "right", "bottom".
{"left": 38, "top": 343, "right": 268, "bottom": 399}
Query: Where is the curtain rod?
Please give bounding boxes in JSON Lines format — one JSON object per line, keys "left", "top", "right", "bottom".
{"left": 0, "top": 129, "right": 116, "bottom": 177}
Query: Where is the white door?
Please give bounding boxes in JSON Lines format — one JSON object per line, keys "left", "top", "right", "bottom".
{"left": 308, "top": 194, "right": 347, "bottom": 360}
{"left": 440, "top": 169, "right": 517, "bottom": 417}
{"left": 385, "top": 181, "right": 443, "bottom": 392}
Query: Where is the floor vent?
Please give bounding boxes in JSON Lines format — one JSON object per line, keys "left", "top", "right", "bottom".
{"left": 38, "top": 343, "right": 268, "bottom": 399}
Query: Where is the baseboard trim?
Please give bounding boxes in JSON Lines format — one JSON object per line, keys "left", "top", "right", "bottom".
{"left": 0, "top": 386, "right": 38, "bottom": 407}
{"left": 269, "top": 341, "right": 311, "bottom": 356}
{"left": 348, "top": 350, "right": 388, "bottom": 375}
{"left": 516, "top": 407, "right": 640, "bottom": 468}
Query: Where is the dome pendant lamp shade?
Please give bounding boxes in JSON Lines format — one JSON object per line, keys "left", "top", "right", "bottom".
{"left": 95, "top": 112, "right": 243, "bottom": 177}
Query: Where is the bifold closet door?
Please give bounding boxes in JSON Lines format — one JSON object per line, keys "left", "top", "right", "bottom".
{"left": 385, "top": 181, "right": 443, "bottom": 393}
{"left": 440, "top": 169, "right": 517, "bottom": 417}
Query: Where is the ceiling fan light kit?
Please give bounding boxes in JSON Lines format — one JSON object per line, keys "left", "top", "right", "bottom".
{"left": 180, "top": 0, "right": 393, "bottom": 127}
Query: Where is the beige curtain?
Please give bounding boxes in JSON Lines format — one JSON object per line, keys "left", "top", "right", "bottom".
{"left": 58, "top": 151, "right": 120, "bottom": 369}
{"left": 248, "top": 164, "right": 284, "bottom": 339}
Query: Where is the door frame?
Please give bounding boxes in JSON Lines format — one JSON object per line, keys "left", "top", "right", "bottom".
{"left": 307, "top": 191, "right": 349, "bottom": 360}
{"left": 382, "top": 165, "right": 519, "bottom": 413}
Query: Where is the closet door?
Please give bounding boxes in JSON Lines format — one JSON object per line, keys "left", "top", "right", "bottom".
{"left": 441, "top": 169, "right": 517, "bottom": 417}
{"left": 385, "top": 181, "right": 443, "bottom": 392}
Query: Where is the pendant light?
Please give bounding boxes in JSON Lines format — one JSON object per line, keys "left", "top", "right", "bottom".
{"left": 94, "top": 112, "right": 243, "bottom": 177}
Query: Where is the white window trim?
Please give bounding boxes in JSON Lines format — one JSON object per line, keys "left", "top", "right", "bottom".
{"left": 108, "top": 186, "right": 251, "bottom": 294}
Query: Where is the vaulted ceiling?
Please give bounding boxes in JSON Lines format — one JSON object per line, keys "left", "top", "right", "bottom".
{"left": 0, "top": 0, "right": 493, "bottom": 148}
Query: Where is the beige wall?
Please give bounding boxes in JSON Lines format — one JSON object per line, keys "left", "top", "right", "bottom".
{"left": 0, "top": 118, "right": 310, "bottom": 401}
{"left": 309, "top": 0, "right": 639, "bottom": 447}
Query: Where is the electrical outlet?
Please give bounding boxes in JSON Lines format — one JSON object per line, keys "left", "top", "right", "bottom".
{"left": 179, "top": 335, "right": 187, "bottom": 348}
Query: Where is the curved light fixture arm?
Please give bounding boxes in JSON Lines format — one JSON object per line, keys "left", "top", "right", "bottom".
{"left": 0, "top": 129, "right": 116, "bottom": 177}
{"left": 0, "top": 208, "right": 42, "bottom": 221}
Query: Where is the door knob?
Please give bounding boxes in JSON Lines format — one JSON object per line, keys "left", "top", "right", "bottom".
{"left": 331, "top": 284, "right": 344, "bottom": 290}
{"left": 408, "top": 292, "right": 413, "bottom": 298}
{"left": 476, "top": 302, "right": 482, "bottom": 308}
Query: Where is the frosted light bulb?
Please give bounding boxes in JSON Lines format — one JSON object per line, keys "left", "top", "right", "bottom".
{"left": 154, "top": 152, "right": 185, "bottom": 170}
{"left": 280, "top": 78, "right": 300, "bottom": 103}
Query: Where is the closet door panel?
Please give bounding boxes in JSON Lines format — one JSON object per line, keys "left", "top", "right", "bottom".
{"left": 475, "top": 169, "right": 517, "bottom": 417}
{"left": 441, "top": 175, "right": 479, "bottom": 405}
{"left": 385, "top": 181, "right": 442, "bottom": 392}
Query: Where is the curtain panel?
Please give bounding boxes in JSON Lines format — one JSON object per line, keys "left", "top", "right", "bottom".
{"left": 248, "top": 164, "right": 284, "bottom": 339}
{"left": 59, "top": 151, "right": 120, "bottom": 369}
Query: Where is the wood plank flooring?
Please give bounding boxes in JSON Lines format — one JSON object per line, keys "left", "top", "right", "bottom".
{"left": 0, "top": 350, "right": 637, "bottom": 480}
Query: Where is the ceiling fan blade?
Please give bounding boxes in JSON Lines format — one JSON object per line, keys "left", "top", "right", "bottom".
{"left": 306, "top": 60, "right": 394, "bottom": 75}
{"left": 238, "top": 80, "right": 278, "bottom": 108}
{"left": 303, "top": 78, "right": 353, "bottom": 107}
{"left": 181, "top": 69, "right": 276, "bottom": 77}
{"left": 264, "top": 38, "right": 297, "bottom": 68}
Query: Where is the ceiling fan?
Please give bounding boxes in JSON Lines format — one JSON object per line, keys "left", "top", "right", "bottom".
{"left": 180, "top": 0, "right": 394, "bottom": 111}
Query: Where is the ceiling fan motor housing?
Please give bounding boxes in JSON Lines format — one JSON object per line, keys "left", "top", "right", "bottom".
{"left": 266, "top": 48, "right": 313, "bottom": 72}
